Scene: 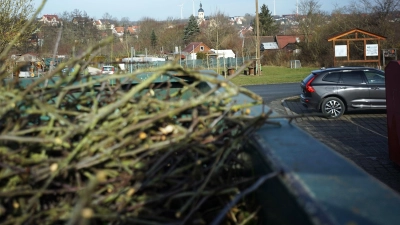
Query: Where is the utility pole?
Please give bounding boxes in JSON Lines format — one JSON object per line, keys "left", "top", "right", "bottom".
{"left": 179, "top": 46, "right": 182, "bottom": 66}
{"left": 130, "top": 47, "right": 134, "bottom": 73}
{"left": 255, "top": 0, "right": 261, "bottom": 75}
{"left": 217, "top": 19, "right": 220, "bottom": 76}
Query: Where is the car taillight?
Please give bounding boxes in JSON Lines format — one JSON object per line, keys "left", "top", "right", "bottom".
{"left": 305, "top": 76, "right": 316, "bottom": 93}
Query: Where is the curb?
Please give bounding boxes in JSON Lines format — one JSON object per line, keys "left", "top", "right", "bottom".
{"left": 281, "top": 96, "right": 298, "bottom": 118}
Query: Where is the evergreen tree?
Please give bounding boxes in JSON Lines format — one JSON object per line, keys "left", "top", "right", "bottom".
{"left": 151, "top": 29, "right": 157, "bottom": 48}
{"left": 183, "top": 15, "right": 200, "bottom": 44}
{"left": 255, "top": 4, "right": 278, "bottom": 36}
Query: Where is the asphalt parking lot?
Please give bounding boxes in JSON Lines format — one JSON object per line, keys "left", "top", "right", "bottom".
{"left": 272, "top": 96, "right": 400, "bottom": 194}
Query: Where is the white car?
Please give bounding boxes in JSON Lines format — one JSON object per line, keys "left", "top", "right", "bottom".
{"left": 101, "top": 66, "right": 115, "bottom": 74}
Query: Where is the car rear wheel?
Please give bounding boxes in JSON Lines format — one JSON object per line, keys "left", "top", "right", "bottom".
{"left": 322, "top": 97, "right": 345, "bottom": 119}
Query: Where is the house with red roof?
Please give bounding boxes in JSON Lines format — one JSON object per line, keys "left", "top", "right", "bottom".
{"left": 94, "top": 20, "right": 104, "bottom": 30}
{"left": 181, "top": 42, "right": 212, "bottom": 60}
{"left": 275, "top": 35, "right": 303, "bottom": 52}
{"left": 38, "top": 15, "right": 61, "bottom": 26}
{"left": 95, "top": 19, "right": 114, "bottom": 30}
{"left": 113, "top": 27, "right": 125, "bottom": 37}
{"left": 127, "top": 26, "right": 140, "bottom": 35}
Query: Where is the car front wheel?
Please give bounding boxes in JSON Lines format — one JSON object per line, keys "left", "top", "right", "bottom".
{"left": 322, "top": 97, "right": 345, "bottom": 119}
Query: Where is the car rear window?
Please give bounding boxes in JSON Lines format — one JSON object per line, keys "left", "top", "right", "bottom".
{"left": 103, "top": 67, "right": 113, "bottom": 71}
{"left": 302, "top": 73, "right": 316, "bottom": 84}
{"left": 322, "top": 72, "right": 340, "bottom": 83}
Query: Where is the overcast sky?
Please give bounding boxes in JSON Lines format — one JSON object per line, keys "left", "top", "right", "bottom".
{"left": 33, "top": 0, "right": 349, "bottom": 21}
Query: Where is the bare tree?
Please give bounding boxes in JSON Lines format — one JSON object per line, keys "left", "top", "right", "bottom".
{"left": 48, "top": 10, "right": 101, "bottom": 57}
{"left": 71, "top": 9, "right": 84, "bottom": 18}
{"left": 243, "top": 13, "right": 255, "bottom": 26}
{"left": 348, "top": 0, "right": 400, "bottom": 38}
{"left": 377, "top": 0, "right": 400, "bottom": 21}
{"left": 198, "top": 11, "right": 237, "bottom": 50}
{"left": 295, "top": 0, "right": 331, "bottom": 65}
{"left": 136, "top": 18, "right": 163, "bottom": 54}
{"left": 39, "top": 25, "right": 61, "bottom": 57}
{"left": 0, "top": 0, "right": 37, "bottom": 54}
{"left": 297, "top": 0, "right": 327, "bottom": 44}
{"left": 120, "top": 17, "right": 131, "bottom": 27}
{"left": 102, "top": 12, "right": 115, "bottom": 29}
{"left": 158, "top": 21, "right": 185, "bottom": 54}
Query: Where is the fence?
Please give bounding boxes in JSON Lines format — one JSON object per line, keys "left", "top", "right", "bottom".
{"left": 7, "top": 57, "right": 256, "bottom": 78}
{"left": 121, "top": 57, "right": 254, "bottom": 72}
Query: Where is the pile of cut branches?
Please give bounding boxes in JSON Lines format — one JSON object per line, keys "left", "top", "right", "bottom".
{"left": 0, "top": 61, "right": 277, "bottom": 224}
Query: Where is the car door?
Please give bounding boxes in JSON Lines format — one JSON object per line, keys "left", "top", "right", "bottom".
{"left": 364, "top": 70, "right": 386, "bottom": 108}
{"left": 338, "top": 71, "right": 370, "bottom": 109}
{"left": 320, "top": 72, "right": 339, "bottom": 96}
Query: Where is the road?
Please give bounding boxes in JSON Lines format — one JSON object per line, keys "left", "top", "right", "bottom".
{"left": 244, "top": 83, "right": 299, "bottom": 104}
{"left": 244, "top": 83, "right": 299, "bottom": 115}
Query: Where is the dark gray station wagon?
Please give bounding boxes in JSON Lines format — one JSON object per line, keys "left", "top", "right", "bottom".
{"left": 300, "top": 67, "right": 385, "bottom": 118}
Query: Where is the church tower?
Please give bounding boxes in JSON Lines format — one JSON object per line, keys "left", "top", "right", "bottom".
{"left": 198, "top": 2, "right": 204, "bottom": 20}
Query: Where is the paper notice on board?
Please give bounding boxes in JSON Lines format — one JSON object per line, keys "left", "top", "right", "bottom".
{"left": 335, "top": 45, "right": 347, "bottom": 57}
{"left": 366, "top": 44, "right": 378, "bottom": 56}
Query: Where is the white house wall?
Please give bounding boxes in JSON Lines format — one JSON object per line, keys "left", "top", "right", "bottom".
{"left": 212, "top": 50, "right": 236, "bottom": 58}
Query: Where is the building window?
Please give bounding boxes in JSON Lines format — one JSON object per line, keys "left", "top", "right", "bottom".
{"left": 200, "top": 46, "right": 204, "bottom": 51}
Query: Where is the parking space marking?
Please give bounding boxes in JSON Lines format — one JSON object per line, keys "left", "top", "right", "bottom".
{"left": 344, "top": 117, "right": 388, "bottom": 139}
